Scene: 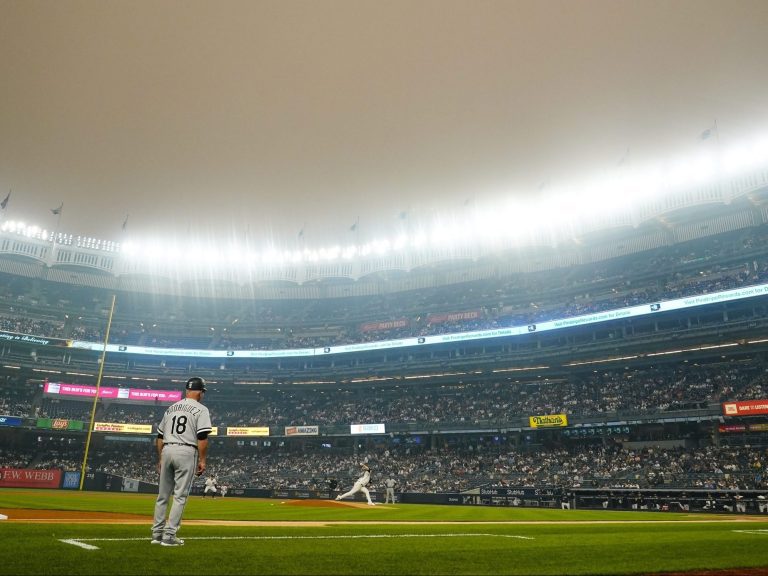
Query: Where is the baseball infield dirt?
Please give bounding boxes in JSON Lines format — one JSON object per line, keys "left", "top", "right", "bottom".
{"left": 2, "top": 503, "right": 767, "bottom": 576}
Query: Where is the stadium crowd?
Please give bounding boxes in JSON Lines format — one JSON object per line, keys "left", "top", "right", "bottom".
{"left": 1, "top": 441, "right": 765, "bottom": 495}
{"left": 0, "top": 225, "right": 766, "bottom": 352}
{"left": 1, "top": 357, "right": 766, "bottom": 427}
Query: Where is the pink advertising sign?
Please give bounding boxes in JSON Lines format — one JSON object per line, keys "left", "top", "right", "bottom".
{"left": 45, "top": 382, "right": 181, "bottom": 402}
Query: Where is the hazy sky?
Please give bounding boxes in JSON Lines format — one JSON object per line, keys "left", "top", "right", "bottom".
{"left": 1, "top": 0, "right": 767, "bottom": 247}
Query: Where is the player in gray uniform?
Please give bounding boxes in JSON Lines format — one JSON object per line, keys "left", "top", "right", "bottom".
{"left": 384, "top": 477, "right": 396, "bottom": 504}
{"left": 336, "top": 463, "right": 375, "bottom": 505}
{"left": 151, "top": 377, "right": 212, "bottom": 546}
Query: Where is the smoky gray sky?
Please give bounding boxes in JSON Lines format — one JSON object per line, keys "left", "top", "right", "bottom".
{"left": 1, "top": 0, "right": 767, "bottom": 247}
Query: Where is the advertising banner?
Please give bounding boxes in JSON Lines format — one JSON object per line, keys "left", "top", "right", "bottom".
{"left": 350, "top": 423, "right": 385, "bottom": 435}
{"left": 0, "top": 415, "right": 22, "bottom": 427}
{"left": 718, "top": 424, "right": 747, "bottom": 433}
{"left": 45, "top": 382, "right": 182, "bottom": 403}
{"left": 285, "top": 425, "right": 319, "bottom": 436}
{"left": 359, "top": 319, "right": 409, "bottom": 333}
{"left": 0, "top": 330, "right": 71, "bottom": 347}
{"left": 93, "top": 422, "right": 153, "bottom": 434}
{"left": 723, "top": 399, "right": 768, "bottom": 417}
{"left": 36, "top": 418, "right": 85, "bottom": 431}
{"left": 226, "top": 426, "right": 270, "bottom": 437}
{"left": 426, "top": 310, "right": 482, "bottom": 324}
{"left": 748, "top": 423, "right": 768, "bottom": 432}
{"left": 62, "top": 471, "right": 81, "bottom": 489}
{"left": 529, "top": 414, "right": 568, "bottom": 428}
{"left": 0, "top": 468, "right": 62, "bottom": 488}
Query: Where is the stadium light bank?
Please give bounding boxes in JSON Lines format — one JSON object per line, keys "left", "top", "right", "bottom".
{"left": 3, "top": 132, "right": 768, "bottom": 269}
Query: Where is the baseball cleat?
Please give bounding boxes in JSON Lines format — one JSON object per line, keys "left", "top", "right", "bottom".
{"left": 161, "top": 536, "right": 185, "bottom": 547}
{"left": 150, "top": 535, "right": 163, "bottom": 545}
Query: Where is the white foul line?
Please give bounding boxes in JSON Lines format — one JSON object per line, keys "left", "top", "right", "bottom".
{"left": 59, "top": 533, "right": 535, "bottom": 550}
{"left": 59, "top": 539, "right": 100, "bottom": 550}
{"left": 732, "top": 529, "right": 768, "bottom": 535}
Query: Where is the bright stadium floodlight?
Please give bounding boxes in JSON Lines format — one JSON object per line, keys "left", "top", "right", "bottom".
{"left": 342, "top": 245, "right": 358, "bottom": 259}
{"left": 120, "top": 240, "right": 137, "bottom": 256}
{"left": 411, "top": 230, "right": 428, "bottom": 248}
{"left": 755, "top": 134, "right": 768, "bottom": 162}
{"left": 322, "top": 245, "right": 341, "bottom": 260}
{"left": 224, "top": 244, "right": 247, "bottom": 264}
{"left": 430, "top": 223, "right": 457, "bottom": 247}
{"left": 392, "top": 233, "right": 407, "bottom": 250}
{"left": 260, "top": 248, "right": 281, "bottom": 265}
{"left": 722, "top": 144, "right": 753, "bottom": 175}
{"left": 287, "top": 250, "right": 302, "bottom": 263}
{"left": 371, "top": 238, "right": 390, "bottom": 255}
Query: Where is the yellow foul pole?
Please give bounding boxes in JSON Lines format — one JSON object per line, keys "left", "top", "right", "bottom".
{"left": 78, "top": 294, "right": 117, "bottom": 490}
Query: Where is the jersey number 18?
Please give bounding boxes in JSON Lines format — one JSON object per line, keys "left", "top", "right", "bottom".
{"left": 170, "top": 415, "right": 188, "bottom": 434}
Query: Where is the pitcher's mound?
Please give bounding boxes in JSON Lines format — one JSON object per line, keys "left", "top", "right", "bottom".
{"left": 286, "top": 499, "right": 378, "bottom": 508}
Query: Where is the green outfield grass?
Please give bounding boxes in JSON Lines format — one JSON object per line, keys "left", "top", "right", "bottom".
{"left": 1, "top": 489, "right": 767, "bottom": 575}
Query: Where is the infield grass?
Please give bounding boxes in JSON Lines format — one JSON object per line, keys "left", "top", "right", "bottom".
{"left": 1, "top": 489, "right": 768, "bottom": 575}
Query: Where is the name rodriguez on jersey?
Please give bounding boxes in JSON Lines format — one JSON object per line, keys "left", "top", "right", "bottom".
{"left": 166, "top": 403, "right": 204, "bottom": 417}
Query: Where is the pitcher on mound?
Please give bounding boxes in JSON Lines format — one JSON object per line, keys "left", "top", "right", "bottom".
{"left": 336, "top": 463, "right": 375, "bottom": 505}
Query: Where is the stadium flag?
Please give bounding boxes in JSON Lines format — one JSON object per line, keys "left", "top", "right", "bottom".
{"left": 617, "top": 147, "right": 631, "bottom": 167}
{"left": 298, "top": 223, "right": 305, "bottom": 238}
{"left": 698, "top": 120, "right": 719, "bottom": 142}
{"left": 121, "top": 214, "right": 129, "bottom": 231}
{"left": 51, "top": 202, "right": 63, "bottom": 215}
{"left": 349, "top": 217, "right": 359, "bottom": 232}
{"left": 0, "top": 190, "right": 10, "bottom": 210}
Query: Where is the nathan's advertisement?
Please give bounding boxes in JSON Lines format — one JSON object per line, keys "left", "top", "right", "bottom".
{"left": 529, "top": 414, "right": 568, "bottom": 428}
{"left": 226, "top": 426, "right": 270, "bottom": 436}
{"left": 93, "top": 422, "right": 153, "bottom": 434}
{"left": 0, "top": 468, "right": 62, "bottom": 488}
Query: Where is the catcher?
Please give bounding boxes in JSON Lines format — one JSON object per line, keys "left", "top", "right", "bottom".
{"left": 335, "top": 463, "right": 376, "bottom": 505}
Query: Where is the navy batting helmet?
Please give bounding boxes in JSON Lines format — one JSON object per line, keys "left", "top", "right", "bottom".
{"left": 185, "top": 377, "right": 207, "bottom": 392}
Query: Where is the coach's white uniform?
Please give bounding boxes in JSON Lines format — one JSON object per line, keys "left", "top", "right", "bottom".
{"left": 336, "top": 465, "right": 375, "bottom": 505}
{"left": 152, "top": 379, "right": 212, "bottom": 544}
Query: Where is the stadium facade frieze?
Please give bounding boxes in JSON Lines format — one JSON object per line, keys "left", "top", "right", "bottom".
{"left": 0, "top": 177, "right": 766, "bottom": 290}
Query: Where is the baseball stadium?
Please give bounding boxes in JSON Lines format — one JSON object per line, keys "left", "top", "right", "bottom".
{"left": 2, "top": 145, "right": 768, "bottom": 574}
{"left": 4, "top": 2, "right": 768, "bottom": 575}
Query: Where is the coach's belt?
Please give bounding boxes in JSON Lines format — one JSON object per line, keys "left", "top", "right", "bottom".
{"left": 164, "top": 442, "right": 197, "bottom": 449}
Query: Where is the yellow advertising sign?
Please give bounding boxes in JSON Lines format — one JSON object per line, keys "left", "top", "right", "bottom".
{"left": 226, "top": 426, "right": 270, "bottom": 437}
{"left": 208, "top": 427, "right": 218, "bottom": 436}
{"left": 93, "top": 422, "right": 153, "bottom": 434}
{"left": 529, "top": 414, "right": 568, "bottom": 428}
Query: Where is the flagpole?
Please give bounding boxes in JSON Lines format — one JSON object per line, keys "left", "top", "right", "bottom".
{"left": 0, "top": 189, "right": 11, "bottom": 223}
{"left": 714, "top": 118, "right": 720, "bottom": 147}
{"left": 48, "top": 203, "right": 63, "bottom": 267}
